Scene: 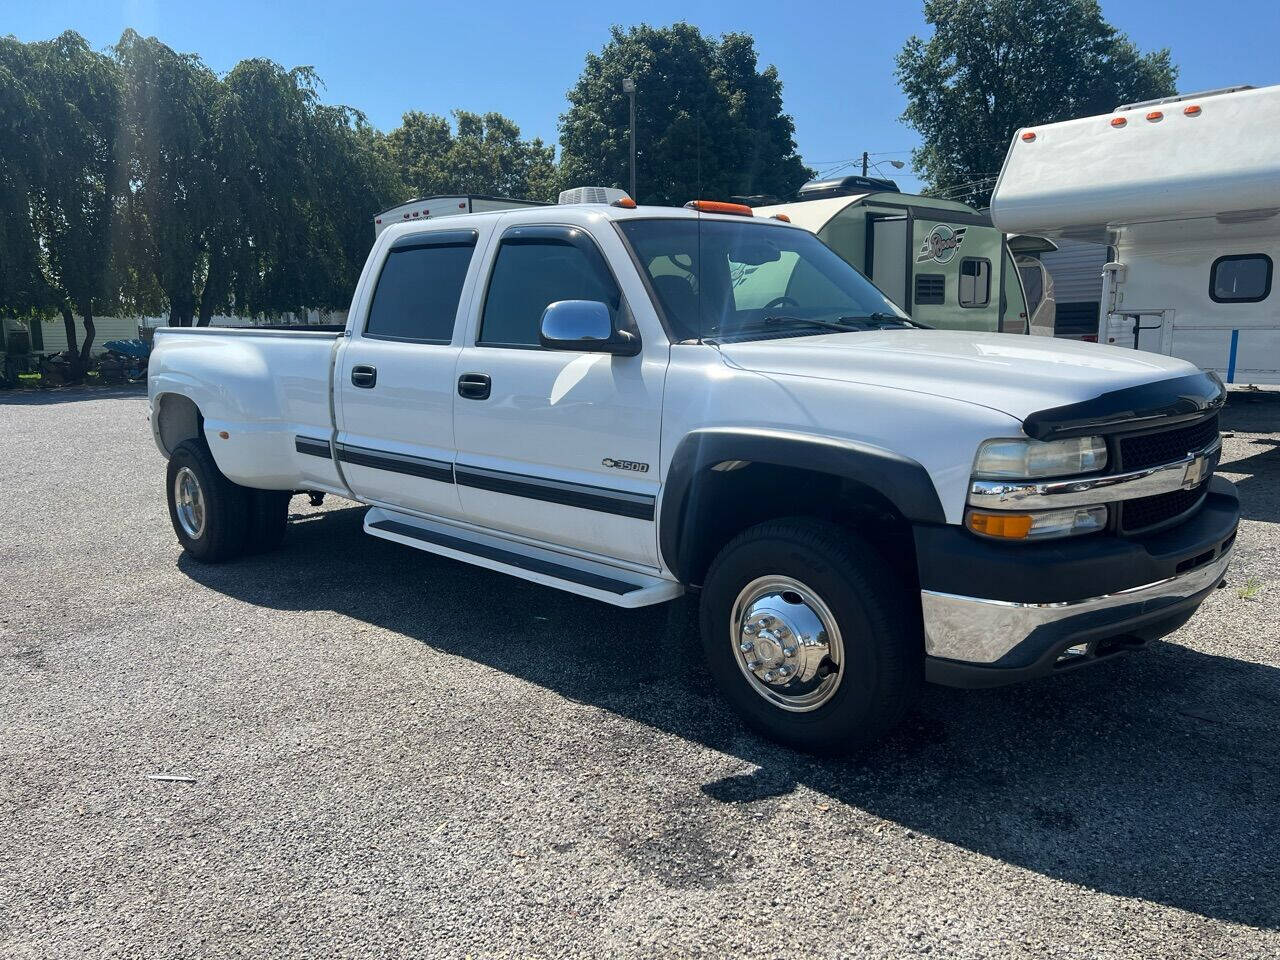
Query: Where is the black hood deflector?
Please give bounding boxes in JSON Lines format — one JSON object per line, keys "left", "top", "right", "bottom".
{"left": 1023, "top": 371, "right": 1227, "bottom": 440}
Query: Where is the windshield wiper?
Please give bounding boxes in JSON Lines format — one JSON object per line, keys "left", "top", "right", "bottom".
{"left": 760, "top": 315, "right": 870, "bottom": 332}
{"left": 837, "top": 312, "right": 931, "bottom": 329}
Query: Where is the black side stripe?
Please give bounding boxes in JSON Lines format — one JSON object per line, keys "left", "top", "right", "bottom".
{"left": 454, "top": 464, "right": 655, "bottom": 521}
{"left": 368, "top": 519, "right": 640, "bottom": 595}
{"left": 293, "top": 435, "right": 654, "bottom": 520}
{"left": 336, "top": 443, "right": 454, "bottom": 485}
{"left": 295, "top": 436, "right": 332, "bottom": 458}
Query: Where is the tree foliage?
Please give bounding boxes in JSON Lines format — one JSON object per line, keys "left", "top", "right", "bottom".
{"left": 24, "top": 32, "right": 123, "bottom": 364}
{"left": 897, "top": 0, "right": 1178, "bottom": 206}
{"left": 558, "top": 24, "right": 810, "bottom": 205}
{"left": 383, "top": 110, "right": 560, "bottom": 202}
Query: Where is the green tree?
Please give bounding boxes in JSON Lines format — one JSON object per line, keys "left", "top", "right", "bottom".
{"left": 115, "top": 29, "right": 219, "bottom": 326}
{"left": 306, "top": 105, "right": 404, "bottom": 310}
{"left": 558, "top": 24, "right": 810, "bottom": 206}
{"left": 897, "top": 0, "right": 1178, "bottom": 207}
{"left": 0, "top": 37, "right": 49, "bottom": 322}
{"left": 27, "top": 31, "right": 123, "bottom": 369}
{"left": 383, "top": 110, "right": 559, "bottom": 202}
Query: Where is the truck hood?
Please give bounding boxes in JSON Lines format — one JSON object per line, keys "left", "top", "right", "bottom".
{"left": 717, "top": 329, "right": 1199, "bottom": 423}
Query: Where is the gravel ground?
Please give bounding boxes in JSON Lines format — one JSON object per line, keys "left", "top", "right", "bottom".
{"left": 1, "top": 386, "right": 1278, "bottom": 959}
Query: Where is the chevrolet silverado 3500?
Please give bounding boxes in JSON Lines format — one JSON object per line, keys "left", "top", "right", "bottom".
{"left": 149, "top": 196, "right": 1239, "bottom": 752}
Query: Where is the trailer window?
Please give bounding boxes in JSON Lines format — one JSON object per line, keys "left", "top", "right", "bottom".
{"left": 365, "top": 240, "right": 475, "bottom": 343}
{"left": 1210, "top": 254, "right": 1272, "bottom": 303}
{"left": 914, "top": 274, "right": 945, "bottom": 305}
{"left": 959, "top": 258, "right": 991, "bottom": 308}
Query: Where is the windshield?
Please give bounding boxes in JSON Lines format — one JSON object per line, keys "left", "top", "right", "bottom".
{"left": 619, "top": 217, "right": 914, "bottom": 343}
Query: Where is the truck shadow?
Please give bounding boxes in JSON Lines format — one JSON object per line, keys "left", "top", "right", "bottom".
{"left": 179, "top": 504, "right": 1280, "bottom": 930}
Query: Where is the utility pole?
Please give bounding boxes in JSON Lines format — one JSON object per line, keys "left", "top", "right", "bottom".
{"left": 861, "top": 151, "right": 869, "bottom": 177}
{"left": 622, "top": 78, "right": 637, "bottom": 200}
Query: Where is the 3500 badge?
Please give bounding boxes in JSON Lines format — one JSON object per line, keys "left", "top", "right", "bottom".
{"left": 602, "top": 457, "right": 650, "bottom": 473}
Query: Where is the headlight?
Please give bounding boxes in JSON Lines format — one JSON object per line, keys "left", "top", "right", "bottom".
{"left": 973, "top": 436, "right": 1107, "bottom": 479}
{"left": 967, "top": 505, "right": 1108, "bottom": 541}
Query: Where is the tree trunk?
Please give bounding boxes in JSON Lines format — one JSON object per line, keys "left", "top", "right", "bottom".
{"left": 60, "top": 306, "right": 80, "bottom": 359}
{"left": 198, "top": 260, "right": 227, "bottom": 327}
{"left": 79, "top": 308, "right": 96, "bottom": 368}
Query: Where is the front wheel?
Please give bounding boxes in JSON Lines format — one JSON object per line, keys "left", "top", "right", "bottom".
{"left": 699, "top": 518, "right": 920, "bottom": 754}
{"left": 166, "top": 439, "right": 250, "bottom": 562}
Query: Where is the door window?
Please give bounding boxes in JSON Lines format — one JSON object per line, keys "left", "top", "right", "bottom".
{"left": 1210, "top": 254, "right": 1272, "bottom": 303}
{"left": 959, "top": 257, "right": 991, "bottom": 308}
{"left": 364, "top": 231, "right": 477, "bottom": 343}
{"left": 480, "top": 234, "right": 621, "bottom": 347}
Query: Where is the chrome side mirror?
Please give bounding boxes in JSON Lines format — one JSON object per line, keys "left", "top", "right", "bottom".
{"left": 539, "top": 300, "right": 639, "bottom": 356}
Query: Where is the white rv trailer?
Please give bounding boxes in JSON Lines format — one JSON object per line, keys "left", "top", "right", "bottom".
{"left": 757, "top": 177, "right": 1032, "bottom": 334}
{"left": 373, "top": 195, "right": 545, "bottom": 238}
{"left": 991, "top": 84, "right": 1280, "bottom": 385}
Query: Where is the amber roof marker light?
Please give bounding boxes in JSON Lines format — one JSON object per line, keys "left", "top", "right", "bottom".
{"left": 1021, "top": 131, "right": 1037, "bottom": 142}
{"left": 1184, "top": 104, "right": 1202, "bottom": 116}
{"left": 684, "top": 200, "right": 755, "bottom": 217}
{"left": 1110, "top": 116, "right": 1128, "bottom": 127}
{"left": 1146, "top": 111, "right": 1164, "bottom": 122}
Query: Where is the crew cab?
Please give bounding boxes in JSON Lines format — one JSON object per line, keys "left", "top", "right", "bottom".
{"left": 148, "top": 194, "right": 1239, "bottom": 752}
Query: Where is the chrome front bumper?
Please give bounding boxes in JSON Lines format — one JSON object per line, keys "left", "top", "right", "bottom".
{"left": 922, "top": 546, "right": 1231, "bottom": 680}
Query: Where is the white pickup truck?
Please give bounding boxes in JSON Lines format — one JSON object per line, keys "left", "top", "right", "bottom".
{"left": 149, "top": 194, "right": 1239, "bottom": 752}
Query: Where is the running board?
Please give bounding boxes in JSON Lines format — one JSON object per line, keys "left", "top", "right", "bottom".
{"left": 363, "top": 507, "right": 683, "bottom": 609}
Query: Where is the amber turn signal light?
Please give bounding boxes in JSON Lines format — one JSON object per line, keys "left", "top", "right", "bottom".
{"left": 966, "top": 511, "right": 1034, "bottom": 539}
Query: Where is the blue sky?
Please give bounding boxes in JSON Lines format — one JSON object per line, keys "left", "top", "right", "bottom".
{"left": 9, "top": 0, "right": 1280, "bottom": 194}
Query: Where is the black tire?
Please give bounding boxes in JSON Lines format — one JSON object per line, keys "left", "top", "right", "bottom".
{"left": 699, "top": 517, "right": 921, "bottom": 754}
{"left": 245, "top": 489, "right": 292, "bottom": 554}
{"left": 165, "top": 439, "right": 250, "bottom": 562}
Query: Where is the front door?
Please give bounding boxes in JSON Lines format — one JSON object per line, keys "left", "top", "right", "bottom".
{"left": 335, "top": 228, "right": 481, "bottom": 520}
{"left": 452, "top": 223, "right": 665, "bottom": 567}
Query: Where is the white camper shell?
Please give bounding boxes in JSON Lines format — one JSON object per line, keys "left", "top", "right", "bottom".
{"left": 991, "top": 84, "right": 1280, "bottom": 385}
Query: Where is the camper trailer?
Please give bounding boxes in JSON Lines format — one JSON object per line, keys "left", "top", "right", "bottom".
{"left": 991, "top": 84, "right": 1280, "bottom": 385}
{"left": 373, "top": 195, "right": 545, "bottom": 238}
{"left": 757, "top": 177, "right": 1032, "bottom": 333}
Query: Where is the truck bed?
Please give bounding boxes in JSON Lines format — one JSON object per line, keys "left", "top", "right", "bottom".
{"left": 149, "top": 326, "right": 345, "bottom": 494}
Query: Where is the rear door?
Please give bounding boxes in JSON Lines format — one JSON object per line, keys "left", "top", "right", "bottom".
{"left": 334, "top": 227, "right": 482, "bottom": 519}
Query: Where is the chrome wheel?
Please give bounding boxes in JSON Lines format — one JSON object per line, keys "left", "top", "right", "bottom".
{"left": 730, "top": 575, "right": 844, "bottom": 712}
{"left": 173, "top": 466, "right": 207, "bottom": 540}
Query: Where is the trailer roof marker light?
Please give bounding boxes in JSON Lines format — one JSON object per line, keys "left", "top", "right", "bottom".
{"left": 1184, "top": 104, "right": 1202, "bottom": 116}
{"left": 1146, "top": 111, "right": 1164, "bottom": 122}
{"left": 684, "top": 200, "right": 755, "bottom": 217}
{"left": 1021, "top": 131, "right": 1037, "bottom": 142}
{"left": 1110, "top": 116, "right": 1128, "bottom": 127}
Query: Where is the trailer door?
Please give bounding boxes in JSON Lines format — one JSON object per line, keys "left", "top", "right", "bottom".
{"left": 868, "top": 216, "right": 908, "bottom": 308}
